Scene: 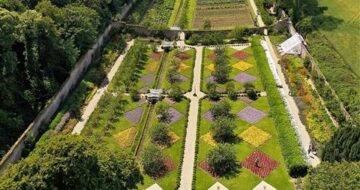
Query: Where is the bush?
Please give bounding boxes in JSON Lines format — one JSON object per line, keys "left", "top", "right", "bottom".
{"left": 142, "top": 145, "right": 165, "bottom": 177}
{"left": 130, "top": 88, "right": 140, "bottom": 102}
{"left": 211, "top": 117, "right": 236, "bottom": 143}
{"left": 289, "top": 164, "right": 309, "bottom": 178}
{"left": 210, "top": 100, "right": 232, "bottom": 119}
{"left": 168, "top": 85, "right": 183, "bottom": 102}
{"left": 150, "top": 123, "right": 170, "bottom": 146}
{"left": 206, "top": 82, "right": 220, "bottom": 101}
{"left": 226, "top": 82, "right": 237, "bottom": 100}
{"left": 207, "top": 144, "right": 239, "bottom": 176}
{"left": 156, "top": 104, "right": 170, "bottom": 123}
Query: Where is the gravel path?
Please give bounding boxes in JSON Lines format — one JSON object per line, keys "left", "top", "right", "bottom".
{"left": 179, "top": 46, "right": 205, "bottom": 190}
{"left": 72, "top": 40, "right": 135, "bottom": 134}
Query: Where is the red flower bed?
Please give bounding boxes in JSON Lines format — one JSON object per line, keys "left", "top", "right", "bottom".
{"left": 232, "top": 51, "right": 249, "bottom": 60}
{"left": 207, "top": 53, "right": 217, "bottom": 60}
{"left": 242, "top": 150, "right": 279, "bottom": 178}
{"left": 153, "top": 157, "right": 177, "bottom": 179}
{"left": 198, "top": 160, "right": 219, "bottom": 177}
{"left": 176, "top": 52, "right": 191, "bottom": 61}
{"left": 151, "top": 52, "right": 162, "bottom": 61}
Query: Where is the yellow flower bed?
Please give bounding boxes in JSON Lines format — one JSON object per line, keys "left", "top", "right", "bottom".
{"left": 232, "top": 61, "right": 254, "bottom": 71}
{"left": 239, "top": 126, "right": 271, "bottom": 147}
{"left": 201, "top": 132, "right": 217, "bottom": 146}
{"left": 206, "top": 64, "right": 215, "bottom": 71}
{"left": 178, "top": 63, "right": 190, "bottom": 72}
{"left": 114, "top": 127, "right": 137, "bottom": 148}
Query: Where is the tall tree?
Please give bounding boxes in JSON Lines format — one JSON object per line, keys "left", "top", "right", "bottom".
{"left": 0, "top": 135, "right": 143, "bottom": 189}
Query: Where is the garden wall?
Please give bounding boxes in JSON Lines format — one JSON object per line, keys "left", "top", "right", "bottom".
{"left": 0, "top": 1, "right": 136, "bottom": 174}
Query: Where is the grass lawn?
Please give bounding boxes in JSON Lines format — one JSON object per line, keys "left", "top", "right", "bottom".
{"left": 201, "top": 47, "right": 263, "bottom": 93}
{"left": 195, "top": 44, "right": 294, "bottom": 189}
{"left": 195, "top": 97, "right": 294, "bottom": 190}
{"left": 316, "top": 0, "right": 360, "bottom": 75}
{"left": 137, "top": 99, "right": 189, "bottom": 189}
{"left": 162, "top": 48, "right": 196, "bottom": 92}
{"left": 168, "top": 0, "right": 182, "bottom": 27}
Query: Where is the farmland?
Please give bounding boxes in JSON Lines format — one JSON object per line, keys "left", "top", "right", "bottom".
{"left": 192, "top": 0, "right": 254, "bottom": 29}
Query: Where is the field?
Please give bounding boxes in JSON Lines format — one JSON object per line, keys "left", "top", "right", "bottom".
{"left": 194, "top": 45, "right": 295, "bottom": 189}
{"left": 317, "top": 0, "right": 360, "bottom": 75}
{"left": 192, "top": 0, "right": 254, "bottom": 29}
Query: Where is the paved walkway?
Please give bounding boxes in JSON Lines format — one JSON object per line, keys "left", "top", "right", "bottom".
{"left": 72, "top": 40, "right": 135, "bottom": 134}
{"left": 179, "top": 46, "right": 205, "bottom": 190}
{"left": 248, "top": 0, "right": 320, "bottom": 166}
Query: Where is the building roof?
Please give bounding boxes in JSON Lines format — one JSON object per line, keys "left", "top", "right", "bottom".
{"left": 162, "top": 41, "right": 174, "bottom": 48}
{"left": 278, "top": 33, "right": 304, "bottom": 55}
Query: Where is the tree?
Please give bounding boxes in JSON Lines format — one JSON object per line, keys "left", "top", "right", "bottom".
{"left": 226, "top": 82, "right": 237, "bottom": 100}
{"left": 168, "top": 85, "right": 183, "bottom": 102}
{"left": 156, "top": 104, "right": 171, "bottom": 123}
{"left": 150, "top": 123, "right": 170, "bottom": 146}
{"left": 130, "top": 88, "right": 140, "bottom": 102}
{"left": 207, "top": 82, "right": 220, "bottom": 101}
{"left": 230, "top": 26, "right": 246, "bottom": 42}
{"left": 213, "top": 47, "right": 231, "bottom": 83}
{"left": 0, "top": 135, "right": 143, "bottom": 189}
{"left": 203, "top": 19, "right": 212, "bottom": 30}
{"left": 211, "top": 117, "right": 236, "bottom": 143}
{"left": 304, "top": 162, "right": 360, "bottom": 190}
{"left": 210, "top": 100, "right": 232, "bottom": 119}
{"left": 207, "top": 144, "right": 239, "bottom": 176}
{"left": 141, "top": 145, "right": 165, "bottom": 177}
{"left": 244, "top": 83, "right": 258, "bottom": 100}
{"left": 322, "top": 127, "right": 360, "bottom": 162}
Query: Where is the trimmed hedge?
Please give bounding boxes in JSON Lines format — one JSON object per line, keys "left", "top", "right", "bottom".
{"left": 251, "top": 36, "right": 308, "bottom": 177}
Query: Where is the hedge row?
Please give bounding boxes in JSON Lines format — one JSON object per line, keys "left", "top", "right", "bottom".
{"left": 251, "top": 36, "right": 308, "bottom": 177}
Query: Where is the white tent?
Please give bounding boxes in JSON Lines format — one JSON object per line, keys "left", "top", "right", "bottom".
{"left": 252, "top": 181, "right": 277, "bottom": 190}
{"left": 278, "top": 33, "right": 305, "bottom": 55}
{"left": 208, "top": 182, "right": 229, "bottom": 190}
{"left": 146, "top": 183, "right": 163, "bottom": 190}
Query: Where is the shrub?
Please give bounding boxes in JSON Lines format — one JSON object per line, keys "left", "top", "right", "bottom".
{"left": 210, "top": 100, "right": 232, "bottom": 119}
{"left": 207, "top": 144, "right": 239, "bottom": 176}
{"left": 156, "top": 104, "right": 170, "bottom": 123}
{"left": 130, "top": 88, "right": 140, "bottom": 102}
{"left": 211, "top": 117, "right": 236, "bottom": 143}
{"left": 142, "top": 145, "right": 165, "bottom": 177}
{"left": 168, "top": 85, "right": 183, "bottom": 102}
{"left": 226, "top": 82, "right": 237, "bottom": 100}
{"left": 150, "top": 123, "right": 170, "bottom": 146}
{"left": 207, "top": 82, "right": 220, "bottom": 101}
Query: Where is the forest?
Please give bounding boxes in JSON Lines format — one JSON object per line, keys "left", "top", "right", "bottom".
{"left": 0, "top": 0, "right": 129, "bottom": 157}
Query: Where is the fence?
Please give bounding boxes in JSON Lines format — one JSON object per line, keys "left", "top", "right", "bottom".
{"left": 0, "top": 1, "right": 136, "bottom": 174}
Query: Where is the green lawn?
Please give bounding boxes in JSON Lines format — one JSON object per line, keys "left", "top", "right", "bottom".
{"left": 162, "top": 48, "right": 196, "bottom": 92}
{"left": 138, "top": 99, "right": 189, "bottom": 189}
{"left": 195, "top": 44, "right": 294, "bottom": 190}
{"left": 201, "top": 47, "right": 263, "bottom": 93}
{"left": 317, "top": 0, "right": 360, "bottom": 75}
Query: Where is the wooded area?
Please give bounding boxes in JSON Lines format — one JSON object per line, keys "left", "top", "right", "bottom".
{"left": 0, "top": 0, "right": 129, "bottom": 157}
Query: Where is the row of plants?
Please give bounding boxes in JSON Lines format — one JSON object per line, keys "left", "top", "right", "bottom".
{"left": 254, "top": 0, "right": 274, "bottom": 25}
{"left": 142, "top": 0, "right": 177, "bottom": 29}
{"left": 168, "top": 0, "right": 182, "bottom": 26}
{"left": 30, "top": 37, "right": 127, "bottom": 154}
{"left": 279, "top": 56, "right": 335, "bottom": 149}
{"left": 251, "top": 36, "right": 308, "bottom": 177}
{"left": 306, "top": 32, "right": 360, "bottom": 126}
{"left": 197, "top": 0, "right": 245, "bottom": 5}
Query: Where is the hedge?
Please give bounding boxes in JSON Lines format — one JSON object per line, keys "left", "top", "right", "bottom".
{"left": 251, "top": 36, "right": 308, "bottom": 177}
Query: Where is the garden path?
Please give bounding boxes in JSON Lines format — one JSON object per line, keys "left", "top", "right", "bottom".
{"left": 179, "top": 46, "right": 205, "bottom": 190}
{"left": 249, "top": 0, "right": 321, "bottom": 167}
{"left": 72, "top": 40, "right": 135, "bottom": 134}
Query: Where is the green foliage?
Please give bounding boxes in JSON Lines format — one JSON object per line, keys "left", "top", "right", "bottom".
{"left": 156, "top": 104, "right": 171, "bottom": 123}
{"left": 211, "top": 117, "right": 236, "bottom": 143}
{"left": 322, "top": 127, "right": 360, "bottom": 162}
{"left": 142, "top": 144, "right": 165, "bottom": 177}
{"left": 203, "top": 19, "right": 211, "bottom": 30}
{"left": 188, "top": 33, "right": 225, "bottom": 45}
{"left": 150, "top": 123, "right": 171, "bottom": 146}
{"left": 168, "top": 85, "right": 183, "bottom": 102}
{"left": 213, "top": 47, "right": 231, "bottom": 83}
{"left": 252, "top": 36, "right": 307, "bottom": 177}
{"left": 229, "top": 26, "right": 246, "bottom": 42}
{"left": 226, "top": 82, "right": 237, "bottom": 100}
{"left": 207, "top": 144, "right": 239, "bottom": 176}
{"left": 206, "top": 82, "right": 220, "bottom": 101}
{"left": 0, "top": 135, "right": 143, "bottom": 190}
{"left": 210, "top": 100, "right": 232, "bottom": 119}
{"left": 178, "top": 0, "right": 190, "bottom": 29}
{"left": 304, "top": 162, "right": 360, "bottom": 190}
{"left": 254, "top": 0, "right": 274, "bottom": 25}
{"left": 142, "top": 0, "right": 177, "bottom": 29}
